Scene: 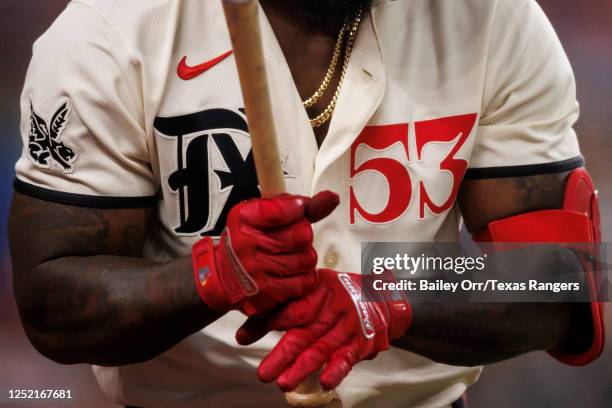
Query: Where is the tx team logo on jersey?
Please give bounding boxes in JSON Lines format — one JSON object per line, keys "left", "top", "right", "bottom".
{"left": 28, "top": 100, "right": 76, "bottom": 173}
{"left": 154, "top": 108, "right": 262, "bottom": 237}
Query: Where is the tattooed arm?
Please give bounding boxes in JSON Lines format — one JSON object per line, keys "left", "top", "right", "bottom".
{"left": 393, "top": 171, "right": 587, "bottom": 366}
{"left": 9, "top": 192, "right": 221, "bottom": 366}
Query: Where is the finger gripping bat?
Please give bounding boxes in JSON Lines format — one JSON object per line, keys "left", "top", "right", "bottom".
{"left": 221, "top": 1, "right": 341, "bottom": 407}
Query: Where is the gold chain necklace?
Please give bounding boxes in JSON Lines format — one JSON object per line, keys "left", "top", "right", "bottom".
{"left": 302, "top": 24, "right": 347, "bottom": 108}
{"left": 306, "top": 9, "right": 363, "bottom": 128}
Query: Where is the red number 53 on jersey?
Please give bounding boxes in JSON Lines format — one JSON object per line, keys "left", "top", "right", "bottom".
{"left": 349, "top": 113, "right": 478, "bottom": 224}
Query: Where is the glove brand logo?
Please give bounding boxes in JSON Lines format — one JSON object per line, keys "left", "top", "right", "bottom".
{"left": 338, "top": 273, "right": 376, "bottom": 339}
{"left": 154, "top": 108, "right": 288, "bottom": 237}
{"left": 28, "top": 100, "right": 77, "bottom": 173}
{"left": 198, "top": 266, "right": 210, "bottom": 285}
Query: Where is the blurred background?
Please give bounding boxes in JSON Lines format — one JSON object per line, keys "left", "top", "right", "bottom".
{"left": 0, "top": 1, "right": 610, "bottom": 407}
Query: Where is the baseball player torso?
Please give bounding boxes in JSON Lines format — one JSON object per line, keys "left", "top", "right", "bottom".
{"left": 16, "top": 0, "right": 582, "bottom": 406}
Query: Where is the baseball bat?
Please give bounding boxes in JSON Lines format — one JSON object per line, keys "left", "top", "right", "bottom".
{"left": 221, "top": 0, "right": 285, "bottom": 198}
{"left": 221, "top": 0, "right": 341, "bottom": 407}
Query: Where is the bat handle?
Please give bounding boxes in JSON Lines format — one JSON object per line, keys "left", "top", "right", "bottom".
{"left": 222, "top": 0, "right": 286, "bottom": 197}
{"left": 285, "top": 372, "right": 341, "bottom": 408}
{"left": 221, "top": 1, "right": 341, "bottom": 406}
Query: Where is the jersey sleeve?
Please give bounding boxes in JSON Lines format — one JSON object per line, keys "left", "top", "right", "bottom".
{"left": 466, "top": 0, "right": 584, "bottom": 179}
{"left": 14, "top": 1, "right": 158, "bottom": 208}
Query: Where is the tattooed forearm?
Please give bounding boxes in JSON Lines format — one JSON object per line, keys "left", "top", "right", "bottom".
{"left": 393, "top": 301, "right": 572, "bottom": 366}
{"left": 9, "top": 193, "right": 221, "bottom": 366}
{"left": 122, "top": 224, "right": 145, "bottom": 255}
{"left": 391, "top": 171, "right": 581, "bottom": 365}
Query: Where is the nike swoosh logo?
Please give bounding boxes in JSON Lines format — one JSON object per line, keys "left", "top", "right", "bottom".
{"left": 177, "top": 50, "right": 233, "bottom": 80}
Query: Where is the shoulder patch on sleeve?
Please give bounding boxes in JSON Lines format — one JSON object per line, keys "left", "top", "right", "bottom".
{"left": 28, "top": 100, "right": 77, "bottom": 173}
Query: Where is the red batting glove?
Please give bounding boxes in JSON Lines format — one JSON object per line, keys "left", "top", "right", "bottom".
{"left": 192, "top": 191, "right": 339, "bottom": 316}
{"left": 236, "top": 269, "right": 411, "bottom": 391}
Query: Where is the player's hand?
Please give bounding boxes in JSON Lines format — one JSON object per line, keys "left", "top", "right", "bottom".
{"left": 236, "top": 269, "right": 411, "bottom": 391}
{"left": 192, "top": 191, "right": 339, "bottom": 317}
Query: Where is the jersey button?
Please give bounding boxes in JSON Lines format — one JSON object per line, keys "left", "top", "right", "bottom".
{"left": 324, "top": 250, "right": 338, "bottom": 268}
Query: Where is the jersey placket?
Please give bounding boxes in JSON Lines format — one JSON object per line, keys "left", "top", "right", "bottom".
{"left": 311, "top": 9, "right": 387, "bottom": 194}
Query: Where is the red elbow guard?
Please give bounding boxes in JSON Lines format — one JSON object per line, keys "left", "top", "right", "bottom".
{"left": 474, "top": 168, "right": 604, "bottom": 365}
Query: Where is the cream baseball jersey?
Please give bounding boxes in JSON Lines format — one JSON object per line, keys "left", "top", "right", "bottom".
{"left": 15, "top": 0, "right": 583, "bottom": 407}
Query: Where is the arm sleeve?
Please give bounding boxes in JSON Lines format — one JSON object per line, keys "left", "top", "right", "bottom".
{"left": 466, "top": 0, "right": 584, "bottom": 179}
{"left": 14, "top": 1, "right": 158, "bottom": 208}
